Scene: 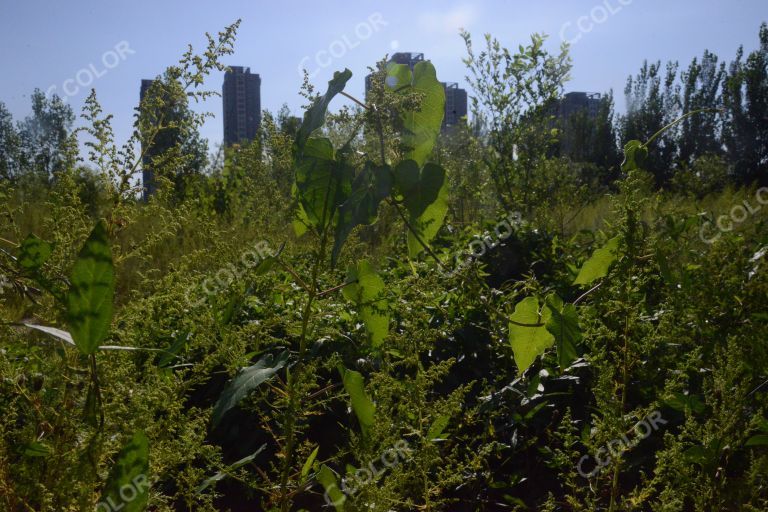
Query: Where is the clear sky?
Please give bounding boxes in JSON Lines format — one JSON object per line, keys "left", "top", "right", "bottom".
{"left": 1, "top": 0, "right": 765, "bottom": 153}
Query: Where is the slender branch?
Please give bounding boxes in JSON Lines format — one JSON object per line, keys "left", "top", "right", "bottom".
{"left": 317, "top": 279, "right": 357, "bottom": 298}
{"left": 573, "top": 282, "right": 603, "bottom": 306}
{"left": 340, "top": 91, "right": 369, "bottom": 110}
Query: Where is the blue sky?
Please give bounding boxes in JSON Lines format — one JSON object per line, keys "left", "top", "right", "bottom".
{"left": 0, "top": 0, "right": 765, "bottom": 152}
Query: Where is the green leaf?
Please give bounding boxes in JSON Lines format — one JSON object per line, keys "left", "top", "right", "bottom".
{"left": 621, "top": 140, "right": 648, "bottom": 172}
{"left": 391, "top": 161, "right": 448, "bottom": 259}
{"left": 197, "top": 444, "right": 266, "bottom": 493}
{"left": 317, "top": 464, "right": 346, "bottom": 510}
{"left": 338, "top": 366, "right": 375, "bottom": 438}
{"left": 573, "top": 236, "right": 621, "bottom": 286}
{"left": 386, "top": 61, "right": 445, "bottom": 167}
{"left": 99, "top": 431, "right": 150, "bottom": 512}
{"left": 293, "top": 70, "right": 354, "bottom": 233}
{"left": 301, "top": 445, "right": 320, "bottom": 479}
{"left": 18, "top": 234, "right": 52, "bottom": 271}
{"left": 332, "top": 163, "right": 393, "bottom": 265}
{"left": 663, "top": 393, "right": 705, "bottom": 414}
{"left": 342, "top": 260, "right": 389, "bottom": 347}
{"left": 22, "top": 441, "right": 52, "bottom": 457}
{"left": 427, "top": 415, "right": 450, "bottom": 440}
{"left": 212, "top": 351, "right": 289, "bottom": 427}
{"left": 544, "top": 294, "right": 582, "bottom": 370}
{"left": 509, "top": 297, "right": 554, "bottom": 376}
{"left": 296, "top": 69, "right": 352, "bottom": 150}
{"left": 65, "top": 221, "right": 115, "bottom": 355}
{"left": 294, "top": 137, "right": 353, "bottom": 230}
{"left": 746, "top": 434, "right": 768, "bottom": 447}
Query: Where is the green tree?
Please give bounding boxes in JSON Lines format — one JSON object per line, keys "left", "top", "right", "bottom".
{"left": 0, "top": 102, "right": 21, "bottom": 180}
{"left": 15, "top": 90, "right": 77, "bottom": 183}
{"left": 723, "top": 22, "right": 768, "bottom": 185}
{"left": 462, "top": 31, "right": 571, "bottom": 212}
{"left": 619, "top": 61, "right": 681, "bottom": 186}
{"left": 138, "top": 74, "right": 210, "bottom": 201}
{"left": 679, "top": 50, "right": 726, "bottom": 165}
{"left": 558, "top": 91, "right": 621, "bottom": 186}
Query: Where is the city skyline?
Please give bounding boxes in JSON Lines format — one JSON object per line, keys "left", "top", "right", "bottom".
{"left": 1, "top": 1, "right": 766, "bottom": 153}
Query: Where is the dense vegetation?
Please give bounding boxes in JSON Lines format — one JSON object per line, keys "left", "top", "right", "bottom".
{"left": 0, "top": 20, "right": 767, "bottom": 512}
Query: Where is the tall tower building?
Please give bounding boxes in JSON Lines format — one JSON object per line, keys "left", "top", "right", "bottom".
{"left": 442, "top": 82, "right": 468, "bottom": 131}
{"left": 223, "top": 66, "right": 261, "bottom": 146}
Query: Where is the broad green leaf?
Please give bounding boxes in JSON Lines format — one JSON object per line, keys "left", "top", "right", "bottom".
{"left": 99, "top": 431, "right": 150, "bottom": 512}
{"left": 65, "top": 221, "right": 115, "bottom": 355}
{"left": 301, "top": 445, "right": 320, "bottom": 479}
{"left": 293, "top": 70, "right": 354, "bottom": 232}
{"left": 342, "top": 260, "right": 389, "bottom": 347}
{"left": 544, "top": 294, "right": 582, "bottom": 370}
{"left": 338, "top": 366, "right": 375, "bottom": 438}
{"left": 391, "top": 161, "right": 449, "bottom": 258}
{"left": 394, "top": 160, "right": 444, "bottom": 218}
{"left": 509, "top": 297, "right": 554, "bottom": 376}
{"left": 18, "top": 234, "right": 52, "bottom": 271}
{"left": 427, "top": 415, "right": 450, "bottom": 440}
{"left": 621, "top": 140, "right": 648, "bottom": 172}
{"left": 332, "top": 163, "right": 393, "bottom": 265}
{"left": 295, "top": 69, "right": 352, "bottom": 150}
{"left": 197, "top": 444, "right": 266, "bottom": 493}
{"left": 317, "top": 464, "right": 345, "bottom": 510}
{"left": 386, "top": 61, "right": 445, "bottom": 167}
{"left": 573, "top": 236, "right": 621, "bottom": 286}
{"left": 294, "top": 137, "right": 353, "bottom": 230}
{"left": 212, "top": 351, "right": 289, "bottom": 427}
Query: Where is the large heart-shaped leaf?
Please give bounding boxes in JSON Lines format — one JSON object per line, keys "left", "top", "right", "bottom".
{"left": 392, "top": 160, "right": 449, "bottom": 258}
{"left": 294, "top": 137, "right": 353, "bottom": 230}
{"left": 98, "top": 431, "right": 150, "bottom": 512}
{"left": 212, "top": 351, "right": 289, "bottom": 427}
{"left": 341, "top": 260, "right": 389, "bottom": 347}
{"left": 544, "top": 294, "right": 582, "bottom": 371}
{"left": 386, "top": 61, "right": 445, "bottom": 167}
{"left": 332, "top": 163, "right": 393, "bottom": 265}
{"left": 65, "top": 221, "right": 115, "bottom": 355}
{"left": 509, "top": 297, "right": 554, "bottom": 376}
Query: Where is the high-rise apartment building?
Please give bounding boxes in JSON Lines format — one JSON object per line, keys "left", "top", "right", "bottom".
{"left": 223, "top": 66, "right": 261, "bottom": 146}
{"left": 442, "top": 82, "right": 468, "bottom": 131}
